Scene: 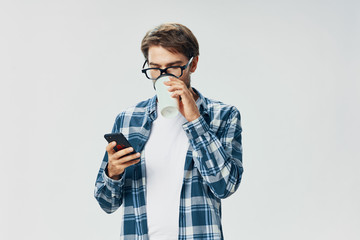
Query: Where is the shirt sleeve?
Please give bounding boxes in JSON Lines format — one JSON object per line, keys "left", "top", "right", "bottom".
{"left": 182, "top": 107, "right": 243, "bottom": 199}
{"left": 94, "top": 114, "right": 125, "bottom": 213}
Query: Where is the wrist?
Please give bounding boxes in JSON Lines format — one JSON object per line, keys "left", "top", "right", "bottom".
{"left": 109, "top": 172, "right": 121, "bottom": 180}
{"left": 106, "top": 165, "right": 123, "bottom": 180}
{"left": 187, "top": 113, "right": 200, "bottom": 122}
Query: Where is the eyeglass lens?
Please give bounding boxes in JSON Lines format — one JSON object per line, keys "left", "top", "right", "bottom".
{"left": 147, "top": 67, "right": 182, "bottom": 80}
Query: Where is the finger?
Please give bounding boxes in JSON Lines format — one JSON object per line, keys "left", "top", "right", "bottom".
{"left": 168, "top": 85, "right": 186, "bottom": 92}
{"left": 170, "top": 79, "right": 185, "bottom": 85}
{"left": 164, "top": 77, "right": 182, "bottom": 85}
{"left": 120, "top": 158, "right": 141, "bottom": 169}
{"left": 118, "top": 152, "right": 141, "bottom": 164}
{"left": 167, "top": 80, "right": 187, "bottom": 90}
{"left": 169, "top": 76, "right": 181, "bottom": 81}
{"left": 171, "top": 89, "right": 190, "bottom": 98}
{"left": 172, "top": 91, "right": 195, "bottom": 107}
{"left": 106, "top": 141, "right": 117, "bottom": 155}
{"left": 113, "top": 147, "right": 135, "bottom": 159}
{"left": 108, "top": 157, "right": 141, "bottom": 177}
{"left": 163, "top": 80, "right": 173, "bottom": 86}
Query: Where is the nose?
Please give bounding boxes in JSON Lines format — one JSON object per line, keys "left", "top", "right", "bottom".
{"left": 160, "top": 69, "right": 168, "bottom": 75}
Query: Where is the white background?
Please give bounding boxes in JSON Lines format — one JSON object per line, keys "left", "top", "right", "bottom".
{"left": 1, "top": 0, "right": 359, "bottom": 239}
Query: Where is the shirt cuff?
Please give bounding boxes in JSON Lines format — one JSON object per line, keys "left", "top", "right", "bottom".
{"left": 182, "top": 115, "right": 210, "bottom": 140}
{"left": 102, "top": 166, "right": 125, "bottom": 195}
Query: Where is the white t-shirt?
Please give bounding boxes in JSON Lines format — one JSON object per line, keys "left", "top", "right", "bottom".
{"left": 144, "top": 108, "right": 190, "bottom": 240}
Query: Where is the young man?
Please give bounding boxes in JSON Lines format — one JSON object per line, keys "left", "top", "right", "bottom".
{"left": 94, "top": 23, "right": 243, "bottom": 240}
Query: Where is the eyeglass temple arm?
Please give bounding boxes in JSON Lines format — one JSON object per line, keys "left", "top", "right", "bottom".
{"left": 142, "top": 59, "right": 148, "bottom": 70}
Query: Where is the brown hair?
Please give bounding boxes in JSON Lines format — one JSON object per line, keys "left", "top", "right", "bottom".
{"left": 141, "top": 23, "right": 199, "bottom": 60}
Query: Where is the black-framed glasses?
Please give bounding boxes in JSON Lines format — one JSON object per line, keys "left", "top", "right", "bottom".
{"left": 141, "top": 57, "right": 194, "bottom": 80}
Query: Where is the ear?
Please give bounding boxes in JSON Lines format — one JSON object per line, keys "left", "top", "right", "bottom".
{"left": 190, "top": 56, "right": 199, "bottom": 73}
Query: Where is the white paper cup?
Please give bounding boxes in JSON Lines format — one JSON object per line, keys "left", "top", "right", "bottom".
{"left": 154, "top": 76, "right": 179, "bottom": 118}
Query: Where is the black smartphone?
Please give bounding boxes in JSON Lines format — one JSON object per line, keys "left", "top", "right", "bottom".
{"left": 104, "top": 133, "right": 136, "bottom": 154}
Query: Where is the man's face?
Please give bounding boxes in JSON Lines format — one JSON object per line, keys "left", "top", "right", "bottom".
{"left": 147, "top": 46, "right": 197, "bottom": 88}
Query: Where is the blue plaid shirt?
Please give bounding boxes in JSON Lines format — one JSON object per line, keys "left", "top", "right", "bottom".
{"left": 94, "top": 88, "right": 243, "bottom": 240}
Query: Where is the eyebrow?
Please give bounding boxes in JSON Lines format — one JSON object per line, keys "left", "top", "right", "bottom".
{"left": 149, "top": 60, "right": 184, "bottom": 67}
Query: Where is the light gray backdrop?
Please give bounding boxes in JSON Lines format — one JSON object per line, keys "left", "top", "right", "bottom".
{"left": 1, "top": 0, "right": 359, "bottom": 239}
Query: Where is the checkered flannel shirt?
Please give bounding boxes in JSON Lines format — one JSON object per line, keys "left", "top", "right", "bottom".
{"left": 94, "top": 88, "right": 243, "bottom": 240}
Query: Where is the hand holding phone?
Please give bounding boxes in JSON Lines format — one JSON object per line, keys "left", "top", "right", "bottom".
{"left": 104, "top": 133, "right": 141, "bottom": 180}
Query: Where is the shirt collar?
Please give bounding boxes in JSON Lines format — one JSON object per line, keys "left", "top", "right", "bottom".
{"left": 192, "top": 87, "right": 208, "bottom": 116}
{"left": 146, "top": 95, "right": 158, "bottom": 120}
